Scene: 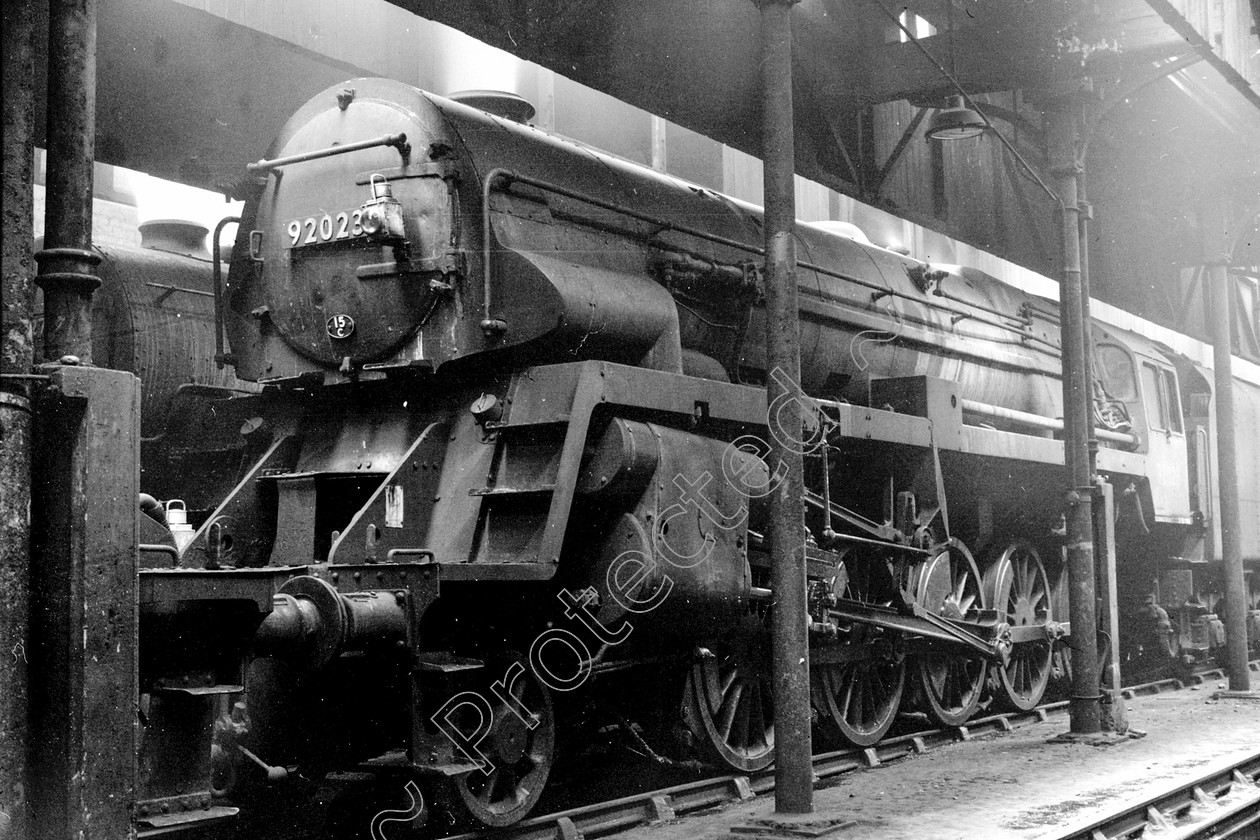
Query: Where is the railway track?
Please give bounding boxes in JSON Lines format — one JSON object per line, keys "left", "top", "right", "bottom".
{"left": 444, "top": 664, "right": 1253, "bottom": 840}
{"left": 1044, "top": 750, "right": 1260, "bottom": 840}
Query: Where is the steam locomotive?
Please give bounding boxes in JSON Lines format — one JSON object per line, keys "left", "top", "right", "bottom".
{"left": 124, "top": 77, "right": 1259, "bottom": 833}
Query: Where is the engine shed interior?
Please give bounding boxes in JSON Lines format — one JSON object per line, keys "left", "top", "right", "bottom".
{"left": 2, "top": 2, "right": 1260, "bottom": 839}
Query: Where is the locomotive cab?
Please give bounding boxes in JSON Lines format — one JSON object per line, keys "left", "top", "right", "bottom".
{"left": 1134, "top": 350, "right": 1193, "bottom": 521}
{"left": 1093, "top": 327, "right": 1194, "bottom": 520}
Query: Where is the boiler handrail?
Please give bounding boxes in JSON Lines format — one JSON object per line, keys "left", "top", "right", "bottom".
{"left": 961, "top": 398, "right": 1137, "bottom": 446}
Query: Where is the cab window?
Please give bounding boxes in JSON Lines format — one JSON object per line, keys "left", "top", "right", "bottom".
{"left": 1096, "top": 344, "right": 1138, "bottom": 400}
{"left": 1141, "top": 362, "right": 1183, "bottom": 433}
{"left": 1162, "top": 368, "right": 1183, "bottom": 433}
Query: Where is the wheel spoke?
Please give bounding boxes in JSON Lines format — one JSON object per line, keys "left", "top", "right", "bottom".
{"left": 949, "top": 661, "right": 963, "bottom": 707}
{"left": 839, "top": 669, "right": 856, "bottom": 719}
{"left": 747, "top": 684, "right": 766, "bottom": 749}
{"left": 477, "top": 769, "right": 499, "bottom": 804}
{"left": 720, "top": 668, "right": 739, "bottom": 699}
{"left": 731, "top": 681, "right": 752, "bottom": 748}
{"left": 717, "top": 679, "right": 744, "bottom": 741}
{"left": 853, "top": 668, "right": 869, "bottom": 726}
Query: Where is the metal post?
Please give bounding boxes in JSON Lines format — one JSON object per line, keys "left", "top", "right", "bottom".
{"left": 1094, "top": 482, "right": 1128, "bottom": 731}
{"left": 1, "top": 4, "right": 38, "bottom": 835}
{"left": 1049, "top": 98, "right": 1101, "bottom": 734}
{"left": 1204, "top": 209, "right": 1251, "bottom": 692}
{"left": 1093, "top": 482, "right": 1119, "bottom": 687}
{"left": 1077, "top": 174, "right": 1098, "bottom": 477}
{"left": 30, "top": 366, "right": 141, "bottom": 840}
{"left": 36, "top": 0, "right": 101, "bottom": 364}
{"left": 1077, "top": 132, "right": 1120, "bottom": 727}
{"left": 755, "top": 0, "right": 813, "bottom": 813}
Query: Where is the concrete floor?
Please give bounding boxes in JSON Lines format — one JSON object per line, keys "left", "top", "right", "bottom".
{"left": 605, "top": 687, "right": 1260, "bottom": 840}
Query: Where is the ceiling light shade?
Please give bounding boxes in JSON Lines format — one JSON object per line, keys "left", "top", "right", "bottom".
{"left": 926, "top": 96, "right": 986, "bottom": 141}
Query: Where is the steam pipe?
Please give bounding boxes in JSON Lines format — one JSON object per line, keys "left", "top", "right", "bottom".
{"left": 1077, "top": 175, "right": 1098, "bottom": 475}
{"left": 36, "top": 0, "right": 102, "bottom": 364}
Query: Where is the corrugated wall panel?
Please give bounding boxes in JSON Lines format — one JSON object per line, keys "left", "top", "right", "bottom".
{"left": 722, "top": 145, "right": 763, "bottom": 207}
{"left": 795, "top": 176, "right": 831, "bottom": 222}
{"left": 1165, "top": 0, "right": 1260, "bottom": 84}
{"left": 871, "top": 96, "right": 1056, "bottom": 276}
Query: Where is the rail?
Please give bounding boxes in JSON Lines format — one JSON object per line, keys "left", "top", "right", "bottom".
{"left": 437, "top": 663, "right": 1255, "bottom": 840}
{"left": 1044, "top": 749, "right": 1260, "bottom": 840}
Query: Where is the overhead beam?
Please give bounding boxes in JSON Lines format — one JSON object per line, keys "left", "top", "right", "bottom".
{"left": 871, "top": 106, "right": 928, "bottom": 197}
{"left": 1142, "top": 0, "right": 1260, "bottom": 109}
{"left": 860, "top": 26, "right": 1072, "bottom": 105}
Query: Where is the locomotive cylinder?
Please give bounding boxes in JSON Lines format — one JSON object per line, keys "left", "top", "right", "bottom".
{"left": 255, "top": 575, "right": 407, "bottom": 668}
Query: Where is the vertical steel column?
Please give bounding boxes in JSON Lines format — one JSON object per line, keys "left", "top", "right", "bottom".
{"left": 36, "top": 0, "right": 101, "bottom": 364}
{"left": 755, "top": 0, "right": 813, "bottom": 814}
{"left": 1075, "top": 123, "right": 1120, "bottom": 721}
{"left": 1094, "top": 482, "right": 1126, "bottom": 732}
{"left": 1204, "top": 208, "right": 1251, "bottom": 692}
{"left": 1049, "top": 98, "right": 1101, "bottom": 734}
{"left": 1, "top": 5, "right": 38, "bottom": 835}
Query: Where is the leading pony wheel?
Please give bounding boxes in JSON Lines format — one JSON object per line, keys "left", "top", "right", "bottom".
{"left": 450, "top": 658, "right": 555, "bottom": 827}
